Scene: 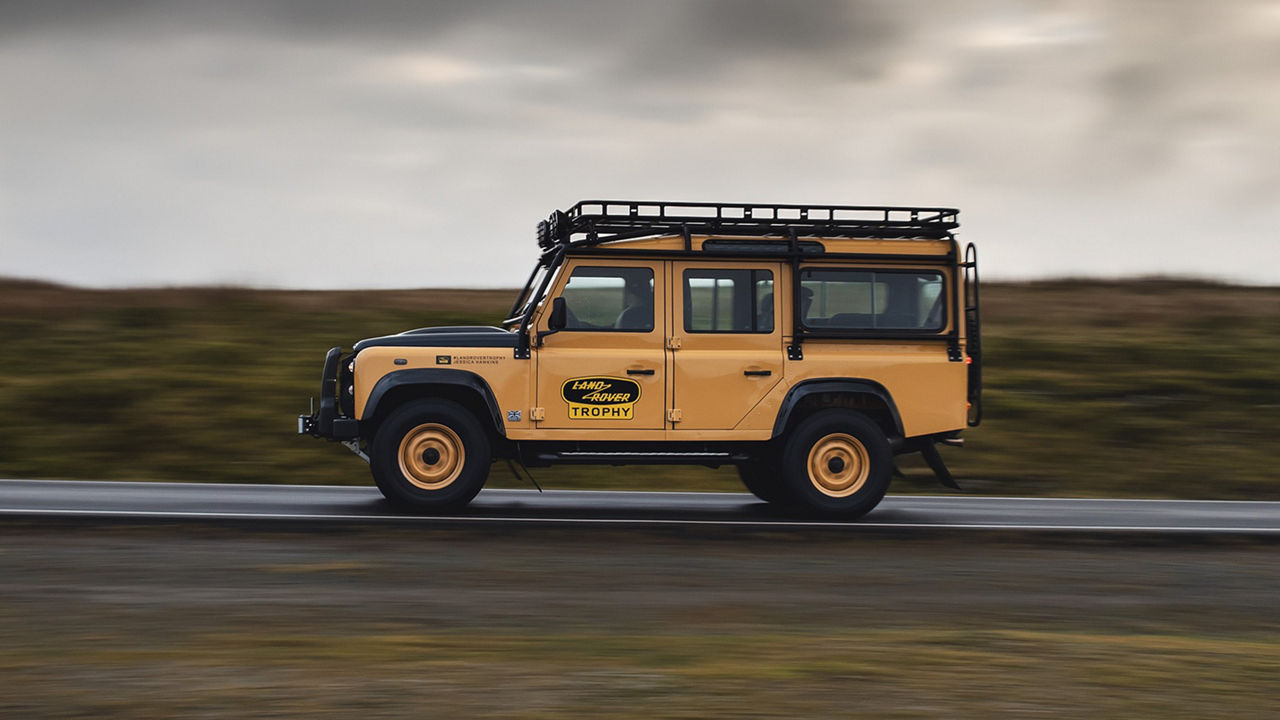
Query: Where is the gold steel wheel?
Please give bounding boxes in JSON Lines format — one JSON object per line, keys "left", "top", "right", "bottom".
{"left": 397, "top": 423, "right": 466, "bottom": 491}
{"left": 806, "top": 432, "right": 871, "bottom": 498}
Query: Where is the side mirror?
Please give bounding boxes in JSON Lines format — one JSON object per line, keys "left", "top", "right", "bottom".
{"left": 548, "top": 297, "right": 567, "bottom": 331}
{"left": 537, "top": 297, "right": 567, "bottom": 348}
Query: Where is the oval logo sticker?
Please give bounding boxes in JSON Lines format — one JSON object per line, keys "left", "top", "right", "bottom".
{"left": 562, "top": 376, "right": 641, "bottom": 420}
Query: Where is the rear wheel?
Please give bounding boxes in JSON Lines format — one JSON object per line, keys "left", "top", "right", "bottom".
{"left": 370, "top": 399, "right": 490, "bottom": 510}
{"left": 779, "top": 410, "right": 891, "bottom": 519}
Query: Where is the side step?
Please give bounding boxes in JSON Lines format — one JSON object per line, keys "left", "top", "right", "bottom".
{"left": 533, "top": 451, "right": 749, "bottom": 467}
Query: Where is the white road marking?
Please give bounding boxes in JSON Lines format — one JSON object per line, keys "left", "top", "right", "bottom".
{"left": 2, "top": 479, "right": 1278, "bottom": 507}
{"left": 2, "top": 507, "right": 1279, "bottom": 533}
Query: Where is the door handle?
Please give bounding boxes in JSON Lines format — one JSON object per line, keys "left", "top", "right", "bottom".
{"left": 627, "top": 368, "right": 656, "bottom": 376}
{"left": 743, "top": 370, "right": 772, "bottom": 377}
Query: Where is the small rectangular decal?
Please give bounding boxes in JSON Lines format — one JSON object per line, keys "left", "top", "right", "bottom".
{"left": 436, "top": 355, "right": 451, "bottom": 365}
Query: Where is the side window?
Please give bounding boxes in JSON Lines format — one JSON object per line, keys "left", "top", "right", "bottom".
{"left": 800, "top": 269, "right": 945, "bottom": 332}
{"left": 559, "top": 266, "right": 654, "bottom": 332}
{"left": 684, "top": 269, "right": 774, "bottom": 333}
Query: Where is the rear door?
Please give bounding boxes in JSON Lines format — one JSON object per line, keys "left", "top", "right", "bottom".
{"left": 671, "top": 261, "right": 784, "bottom": 430}
{"left": 534, "top": 259, "right": 667, "bottom": 430}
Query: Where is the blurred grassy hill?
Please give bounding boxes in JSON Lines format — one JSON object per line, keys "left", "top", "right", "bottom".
{"left": 1, "top": 277, "right": 1276, "bottom": 498}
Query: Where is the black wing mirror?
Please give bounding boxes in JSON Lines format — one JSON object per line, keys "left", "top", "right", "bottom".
{"left": 548, "top": 296, "right": 567, "bottom": 330}
{"left": 538, "top": 297, "right": 567, "bottom": 347}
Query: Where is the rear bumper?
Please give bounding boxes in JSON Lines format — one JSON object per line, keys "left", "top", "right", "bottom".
{"left": 298, "top": 347, "right": 360, "bottom": 440}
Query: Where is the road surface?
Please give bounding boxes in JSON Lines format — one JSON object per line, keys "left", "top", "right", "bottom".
{"left": 2, "top": 479, "right": 1278, "bottom": 533}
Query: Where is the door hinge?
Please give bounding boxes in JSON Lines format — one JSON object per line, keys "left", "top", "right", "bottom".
{"left": 530, "top": 407, "right": 546, "bottom": 421}
{"left": 666, "top": 336, "right": 682, "bottom": 350}
{"left": 667, "top": 408, "right": 683, "bottom": 423}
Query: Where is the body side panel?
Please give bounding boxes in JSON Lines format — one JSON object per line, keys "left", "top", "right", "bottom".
{"left": 353, "top": 346, "right": 529, "bottom": 433}
{"left": 782, "top": 342, "right": 967, "bottom": 437}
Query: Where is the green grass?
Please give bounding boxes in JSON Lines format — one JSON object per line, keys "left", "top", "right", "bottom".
{"left": 1, "top": 277, "right": 1276, "bottom": 498}
{"left": 4, "top": 627, "right": 1277, "bottom": 718}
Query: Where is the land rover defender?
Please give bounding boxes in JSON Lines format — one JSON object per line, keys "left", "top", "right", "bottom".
{"left": 299, "top": 200, "right": 982, "bottom": 519}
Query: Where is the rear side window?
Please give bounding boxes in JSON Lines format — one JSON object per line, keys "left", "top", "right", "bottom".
{"left": 684, "top": 269, "right": 774, "bottom": 333}
{"left": 560, "top": 266, "right": 654, "bottom": 331}
{"left": 800, "top": 269, "right": 945, "bottom": 332}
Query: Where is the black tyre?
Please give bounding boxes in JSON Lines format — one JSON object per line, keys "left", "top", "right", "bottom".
{"left": 370, "top": 399, "right": 491, "bottom": 510}
{"left": 779, "top": 409, "right": 892, "bottom": 519}
{"left": 737, "top": 456, "right": 786, "bottom": 504}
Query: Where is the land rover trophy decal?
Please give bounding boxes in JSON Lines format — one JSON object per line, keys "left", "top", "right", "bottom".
{"left": 562, "top": 376, "right": 641, "bottom": 420}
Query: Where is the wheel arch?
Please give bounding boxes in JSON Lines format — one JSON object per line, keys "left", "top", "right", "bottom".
{"left": 771, "top": 379, "right": 904, "bottom": 441}
{"left": 361, "top": 369, "right": 505, "bottom": 442}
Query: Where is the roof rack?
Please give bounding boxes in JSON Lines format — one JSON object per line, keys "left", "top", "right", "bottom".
{"left": 537, "top": 200, "right": 958, "bottom": 251}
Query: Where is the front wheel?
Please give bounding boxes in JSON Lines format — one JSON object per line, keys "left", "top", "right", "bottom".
{"left": 779, "top": 410, "right": 892, "bottom": 519}
{"left": 370, "top": 399, "right": 491, "bottom": 510}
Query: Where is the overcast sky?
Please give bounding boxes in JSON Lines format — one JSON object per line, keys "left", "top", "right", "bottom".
{"left": 2, "top": 0, "right": 1278, "bottom": 288}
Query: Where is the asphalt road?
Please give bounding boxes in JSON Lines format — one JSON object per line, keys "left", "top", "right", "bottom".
{"left": 2, "top": 478, "right": 1279, "bottom": 533}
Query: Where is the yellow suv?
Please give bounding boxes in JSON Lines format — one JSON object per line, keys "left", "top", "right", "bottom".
{"left": 300, "top": 200, "right": 982, "bottom": 519}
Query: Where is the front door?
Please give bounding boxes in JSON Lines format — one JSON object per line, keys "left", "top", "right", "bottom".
{"left": 671, "top": 261, "right": 785, "bottom": 430}
{"left": 535, "top": 259, "right": 667, "bottom": 430}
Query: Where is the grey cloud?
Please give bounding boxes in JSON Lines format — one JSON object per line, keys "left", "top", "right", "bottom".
{"left": 1, "top": 0, "right": 1277, "bottom": 288}
{"left": 2, "top": 1, "right": 903, "bottom": 81}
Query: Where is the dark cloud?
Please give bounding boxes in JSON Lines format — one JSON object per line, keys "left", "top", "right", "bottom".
{"left": 0, "top": 0, "right": 474, "bottom": 39}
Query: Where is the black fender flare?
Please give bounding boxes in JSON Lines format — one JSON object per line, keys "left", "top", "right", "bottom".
{"left": 771, "top": 378, "right": 905, "bottom": 439}
{"left": 362, "top": 368, "right": 505, "bottom": 436}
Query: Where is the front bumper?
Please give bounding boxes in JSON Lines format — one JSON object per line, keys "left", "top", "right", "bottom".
{"left": 298, "top": 346, "right": 360, "bottom": 440}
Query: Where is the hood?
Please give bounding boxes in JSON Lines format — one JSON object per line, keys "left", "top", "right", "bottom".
{"left": 352, "top": 326, "right": 517, "bottom": 352}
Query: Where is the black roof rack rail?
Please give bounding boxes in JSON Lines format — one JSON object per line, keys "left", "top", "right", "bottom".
{"left": 537, "top": 200, "right": 958, "bottom": 251}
